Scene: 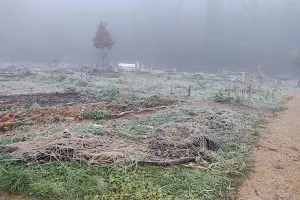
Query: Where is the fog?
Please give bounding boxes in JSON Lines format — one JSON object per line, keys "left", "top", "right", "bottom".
{"left": 0, "top": 0, "right": 300, "bottom": 74}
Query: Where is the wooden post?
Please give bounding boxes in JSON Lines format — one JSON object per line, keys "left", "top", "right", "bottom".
{"left": 80, "top": 66, "right": 83, "bottom": 85}
{"left": 80, "top": 61, "right": 83, "bottom": 85}
{"left": 188, "top": 85, "right": 191, "bottom": 96}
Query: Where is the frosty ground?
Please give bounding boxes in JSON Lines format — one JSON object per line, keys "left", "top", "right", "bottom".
{"left": 0, "top": 65, "right": 292, "bottom": 199}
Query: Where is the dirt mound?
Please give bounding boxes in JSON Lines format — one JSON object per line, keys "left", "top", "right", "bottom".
{"left": 0, "top": 92, "right": 102, "bottom": 107}
{"left": 149, "top": 123, "right": 222, "bottom": 159}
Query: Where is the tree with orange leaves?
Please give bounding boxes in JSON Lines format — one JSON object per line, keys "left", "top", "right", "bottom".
{"left": 93, "top": 21, "right": 115, "bottom": 71}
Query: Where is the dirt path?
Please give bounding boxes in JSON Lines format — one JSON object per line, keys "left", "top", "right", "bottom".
{"left": 238, "top": 92, "right": 300, "bottom": 200}
{"left": 0, "top": 193, "right": 25, "bottom": 200}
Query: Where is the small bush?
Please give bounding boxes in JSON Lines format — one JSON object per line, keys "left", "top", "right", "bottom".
{"left": 64, "top": 87, "right": 76, "bottom": 93}
{"left": 0, "top": 170, "right": 32, "bottom": 193}
{"left": 79, "top": 111, "right": 113, "bottom": 120}
{"left": 90, "top": 125, "right": 107, "bottom": 136}
{"left": 142, "top": 95, "right": 175, "bottom": 108}
{"left": 102, "top": 88, "right": 120, "bottom": 101}
{"left": 213, "top": 91, "right": 233, "bottom": 103}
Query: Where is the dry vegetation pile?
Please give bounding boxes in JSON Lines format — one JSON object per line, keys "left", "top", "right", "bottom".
{"left": 6, "top": 135, "right": 139, "bottom": 165}
{"left": 0, "top": 104, "right": 271, "bottom": 168}
{"left": 149, "top": 123, "right": 222, "bottom": 159}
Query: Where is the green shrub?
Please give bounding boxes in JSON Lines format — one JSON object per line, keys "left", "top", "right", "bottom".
{"left": 90, "top": 125, "right": 107, "bottom": 136}
{"left": 79, "top": 112, "right": 113, "bottom": 120}
{"left": 0, "top": 169, "right": 33, "bottom": 193}
{"left": 102, "top": 88, "right": 120, "bottom": 101}
{"left": 72, "top": 125, "right": 108, "bottom": 136}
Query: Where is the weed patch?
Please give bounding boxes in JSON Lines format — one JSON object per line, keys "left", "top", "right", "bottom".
{"left": 118, "top": 113, "right": 184, "bottom": 139}
{"left": 0, "top": 134, "right": 32, "bottom": 145}
{"left": 101, "top": 88, "right": 120, "bottom": 101}
{"left": 0, "top": 156, "right": 251, "bottom": 200}
{"left": 72, "top": 124, "right": 107, "bottom": 136}
{"left": 214, "top": 90, "right": 234, "bottom": 103}
{"left": 79, "top": 111, "right": 113, "bottom": 120}
{"left": 0, "top": 168, "right": 33, "bottom": 193}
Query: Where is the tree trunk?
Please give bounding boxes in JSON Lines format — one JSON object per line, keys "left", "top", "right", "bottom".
{"left": 297, "top": 79, "right": 300, "bottom": 87}
{"left": 102, "top": 49, "right": 105, "bottom": 70}
{"left": 107, "top": 51, "right": 109, "bottom": 71}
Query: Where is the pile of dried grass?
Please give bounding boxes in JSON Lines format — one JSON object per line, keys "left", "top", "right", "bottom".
{"left": 7, "top": 134, "right": 145, "bottom": 165}
{"left": 149, "top": 123, "right": 222, "bottom": 159}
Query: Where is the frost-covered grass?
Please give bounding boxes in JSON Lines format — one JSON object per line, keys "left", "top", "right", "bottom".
{"left": 0, "top": 70, "right": 291, "bottom": 200}
{"left": 69, "top": 72, "right": 289, "bottom": 111}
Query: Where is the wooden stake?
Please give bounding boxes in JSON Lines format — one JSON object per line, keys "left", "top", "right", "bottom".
{"left": 188, "top": 85, "right": 191, "bottom": 96}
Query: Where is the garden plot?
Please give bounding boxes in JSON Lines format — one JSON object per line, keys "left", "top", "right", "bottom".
{"left": 0, "top": 92, "right": 101, "bottom": 107}
{"left": 0, "top": 68, "right": 291, "bottom": 200}
{"left": 0, "top": 100, "right": 271, "bottom": 166}
{"left": 0, "top": 80, "right": 63, "bottom": 96}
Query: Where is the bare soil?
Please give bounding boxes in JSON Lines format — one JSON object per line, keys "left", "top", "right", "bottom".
{"left": 0, "top": 193, "right": 26, "bottom": 200}
{"left": 0, "top": 92, "right": 101, "bottom": 107}
{"left": 237, "top": 92, "right": 300, "bottom": 200}
{"left": 0, "top": 81, "right": 63, "bottom": 96}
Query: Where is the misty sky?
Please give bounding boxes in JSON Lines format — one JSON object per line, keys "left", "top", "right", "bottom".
{"left": 0, "top": 0, "right": 300, "bottom": 74}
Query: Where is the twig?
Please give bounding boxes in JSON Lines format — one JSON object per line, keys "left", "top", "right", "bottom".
{"left": 37, "top": 162, "right": 47, "bottom": 174}
{"left": 254, "top": 189, "right": 265, "bottom": 200}
{"left": 247, "top": 180, "right": 266, "bottom": 200}
{"left": 50, "top": 152, "right": 66, "bottom": 168}
{"left": 137, "top": 157, "right": 196, "bottom": 167}
{"left": 182, "top": 163, "right": 209, "bottom": 171}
